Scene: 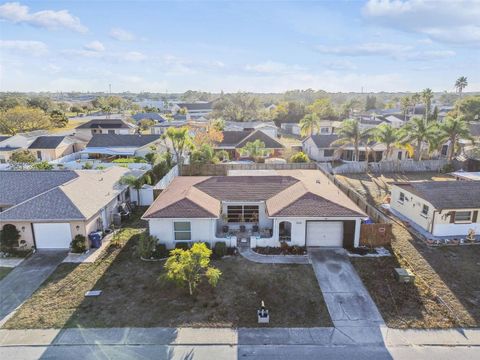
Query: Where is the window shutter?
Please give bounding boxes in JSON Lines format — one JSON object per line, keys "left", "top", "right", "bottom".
{"left": 450, "top": 212, "right": 455, "bottom": 223}
{"left": 473, "top": 211, "right": 478, "bottom": 223}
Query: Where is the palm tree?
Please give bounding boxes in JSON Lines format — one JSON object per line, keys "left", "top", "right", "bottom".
{"left": 455, "top": 76, "right": 468, "bottom": 96}
{"left": 332, "top": 119, "right": 370, "bottom": 162}
{"left": 400, "top": 96, "right": 411, "bottom": 122}
{"left": 438, "top": 116, "right": 472, "bottom": 163}
{"left": 398, "top": 117, "right": 438, "bottom": 161}
{"left": 411, "top": 92, "right": 421, "bottom": 117}
{"left": 421, "top": 88, "right": 434, "bottom": 122}
{"left": 240, "top": 139, "right": 269, "bottom": 161}
{"left": 373, "top": 124, "right": 399, "bottom": 160}
{"left": 119, "top": 175, "right": 144, "bottom": 205}
{"left": 299, "top": 113, "right": 320, "bottom": 137}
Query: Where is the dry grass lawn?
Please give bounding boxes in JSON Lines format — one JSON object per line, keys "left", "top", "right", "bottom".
{"left": 0, "top": 267, "right": 13, "bottom": 281}
{"left": 4, "top": 219, "right": 330, "bottom": 329}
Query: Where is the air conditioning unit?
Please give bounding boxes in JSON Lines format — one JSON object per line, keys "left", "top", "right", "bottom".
{"left": 394, "top": 268, "right": 415, "bottom": 283}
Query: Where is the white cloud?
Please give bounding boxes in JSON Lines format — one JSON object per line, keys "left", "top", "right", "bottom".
{"left": 122, "top": 51, "right": 147, "bottom": 61}
{"left": 109, "top": 27, "right": 135, "bottom": 41}
{"left": 0, "top": 40, "right": 47, "bottom": 56}
{"left": 324, "top": 59, "right": 357, "bottom": 71}
{"left": 315, "top": 42, "right": 455, "bottom": 61}
{"left": 0, "top": 2, "right": 87, "bottom": 33}
{"left": 245, "top": 61, "right": 305, "bottom": 75}
{"left": 83, "top": 41, "right": 105, "bottom": 52}
{"left": 363, "top": 0, "right": 480, "bottom": 45}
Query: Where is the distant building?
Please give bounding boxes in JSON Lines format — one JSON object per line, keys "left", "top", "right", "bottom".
{"left": 75, "top": 119, "right": 137, "bottom": 140}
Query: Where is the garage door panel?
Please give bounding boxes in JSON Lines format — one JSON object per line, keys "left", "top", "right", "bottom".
{"left": 307, "top": 221, "right": 343, "bottom": 247}
{"left": 33, "top": 223, "right": 72, "bottom": 249}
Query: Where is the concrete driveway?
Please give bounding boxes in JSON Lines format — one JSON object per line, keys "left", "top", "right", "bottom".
{"left": 0, "top": 250, "right": 67, "bottom": 322}
{"left": 308, "top": 248, "right": 384, "bottom": 328}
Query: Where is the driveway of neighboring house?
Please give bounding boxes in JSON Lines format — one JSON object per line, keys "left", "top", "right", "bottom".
{"left": 0, "top": 250, "right": 67, "bottom": 322}
{"left": 308, "top": 248, "right": 384, "bottom": 328}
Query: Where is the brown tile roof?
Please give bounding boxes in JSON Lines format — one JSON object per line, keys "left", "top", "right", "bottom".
{"left": 195, "top": 176, "right": 298, "bottom": 201}
{"left": 144, "top": 170, "right": 365, "bottom": 219}
{"left": 393, "top": 181, "right": 480, "bottom": 210}
{"left": 143, "top": 177, "right": 220, "bottom": 218}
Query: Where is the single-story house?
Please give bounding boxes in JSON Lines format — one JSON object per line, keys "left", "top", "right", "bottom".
{"left": 0, "top": 131, "right": 48, "bottom": 163}
{"left": 224, "top": 121, "right": 278, "bottom": 138}
{"left": 150, "top": 120, "right": 188, "bottom": 135}
{"left": 216, "top": 130, "right": 284, "bottom": 160}
{"left": 75, "top": 119, "right": 137, "bottom": 140}
{"left": 28, "top": 135, "right": 85, "bottom": 161}
{"left": 131, "top": 112, "right": 168, "bottom": 123}
{"left": 82, "top": 134, "right": 162, "bottom": 158}
{"left": 172, "top": 102, "right": 213, "bottom": 119}
{"left": 450, "top": 172, "right": 480, "bottom": 181}
{"left": 303, "top": 134, "right": 409, "bottom": 162}
{"left": 0, "top": 167, "right": 141, "bottom": 249}
{"left": 281, "top": 120, "right": 339, "bottom": 137}
{"left": 390, "top": 181, "right": 480, "bottom": 237}
{"left": 143, "top": 170, "right": 366, "bottom": 249}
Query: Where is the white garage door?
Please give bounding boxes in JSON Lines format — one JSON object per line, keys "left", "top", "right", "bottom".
{"left": 33, "top": 223, "right": 72, "bottom": 249}
{"left": 306, "top": 221, "right": 343, "bottom": 247}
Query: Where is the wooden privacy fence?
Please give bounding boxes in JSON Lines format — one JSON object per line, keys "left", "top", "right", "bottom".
{"left": 182, "top": 162, "right": 317, "bottom": 176}
{"left": 359, "top": 223, "right": 393, "bottom": 247}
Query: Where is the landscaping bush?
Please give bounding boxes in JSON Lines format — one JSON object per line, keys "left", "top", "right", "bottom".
{"left": 203, "top": 242, "right": 211, "bottom": 250}
{"left": 290, "top": 151, "right": 309, "bottom": 163}
{"left": 441, "top": 163, "right": 455, "bottom": 173}
{"left": 0, "top": 224, "right": 20, "bottom": 251}
{"left": 137, "top": 233, "right": 157, "bottom": 258}
{"left": 214, "top": 241, "right": 227, "bottom": 258}
{"left": 82, "top": 162, "right": 93, "bottom": 170}
{"left": 70, "top": 234, "right": 86, "bottom": 253}
{"left": 152, "top": 243, "right": 168, "bottom": 259}
{"left": 175, "top": 242, "right": 190, "bottom": 250}
{"left": 112, "top": 157, "right": 148, "bottom": 164}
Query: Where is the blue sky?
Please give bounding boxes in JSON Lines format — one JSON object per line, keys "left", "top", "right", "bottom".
{"left": 1, "top": 0, "right": 479, "bottom": 93}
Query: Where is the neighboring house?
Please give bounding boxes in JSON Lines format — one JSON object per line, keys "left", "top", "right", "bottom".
{"left": 281, "top": 120, "right": 339, "bottom": 137}
{"left": 0, "top": 131, "right": 48, "bottom": 163}
{"left": 216, "top": 130, "right": 284, "bottom": 160}
{"left": 28, "top": 136, "right": 85, "bottom": 161}
{"left": 172, "top": 102, "right": 213, "bottom": 120}
{"left": 224, "top": 121, "right": 278, "bottom": 138}
{"left": 302, "top": 135, "right": 339, "bottom": 162}
{"left": 450, "top": 172, "right": 480, "bottom": 181}
{"left": 381, "top": 114, "right": 405, "bottom": 128}
{"left": 83, "top": 134, "right": 162, "bottom": 158}
{"left": 0, "top": 167, "right": 140, "bottom": 249}
{"left": 143, "top": 170, "right": 365, "bottom": 249}
{"left": 281, "top": 123, "right": 301, "bottom": 136}
{"left": 131, "top": 112, "right": 168, "bottom": 123}
{"left": 75, "top": 119, "right": 137, "bottom": 140}
{"left": 303, "top": 134, "right": 409, "bottom": 162}
{"left": 150, "top": 120, "right": 188, "bottom": 135}
{"left": 390, "top": 181, "right": 480, "bottom": 237}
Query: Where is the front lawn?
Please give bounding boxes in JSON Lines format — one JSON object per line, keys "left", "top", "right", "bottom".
{"left": 0, "top": 267, "right": 13, "bottom": 281}
{"left": 4, "top": 229, "right": 331, "bottom": 329}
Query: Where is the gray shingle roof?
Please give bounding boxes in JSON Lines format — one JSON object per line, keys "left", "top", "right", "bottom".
{"left": 132, "top": 113, "right": 167, "bottom": 122}
{"left": 217, "top": 130, "right": 283, "bottom": 149}
{"left": 0, "top": 136, "right": 11, "bottom": 143}
{"left": 218, "top": 131, "right": 252, "bottom": 147}
{"left": 470, "top": 123, "right": 480, "bottom": 137}
{"left": 0, "top": 188, "right": 84, "bottom": 221}
{"left": 28, "top": 136, "right": 66, "bottom": 149}
{"left": 86, "top": 134, "right": 160, "bottom": 148}
{"left": 308, "top": 134, "right": 339, "bottom": 148}
{"left": 0, "top": 171, "right": 78, "bottom": 207}
{"left": 76, "top": 119, "right": 132, "bottom": 129}
{"left": 177, "top": 102, "right": 212, "bottom": 111}
{"left": 394, "top": 181, "right": 480, "bottom": 210}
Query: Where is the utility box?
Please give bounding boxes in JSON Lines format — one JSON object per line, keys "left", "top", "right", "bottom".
{"left": 394, "top": 268, "right": 415, "bottom": 283}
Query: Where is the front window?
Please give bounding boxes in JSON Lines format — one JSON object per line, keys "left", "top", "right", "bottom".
{"left": 397, "top": 151, "right": 402, "bottom": 160}
{"left": 323, "top": 149, "right": 334, "bottom": 157}
{"left": 227, "top": 205, "right": 259, "bottom": 223}
{"left": 454, "top": 211, "right": 471, "bottom": 222}
{"left": 320, "top": 127, "right": 329, "bottom": 134}
{"left": 174, "top": 222, "right": 191, "bottom": 240}
{"left": 421, "top": 205, "right": 429, "bottom": 216}
{"left": 108, "top": 130, "right": 115, "bottom": 134}
{"left": 399, "top": 192, "right": 405, "bottom": 203}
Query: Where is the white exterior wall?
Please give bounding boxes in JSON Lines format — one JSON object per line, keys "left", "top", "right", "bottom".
{"left": 432, "top": 207, "right": 480, "bottom": 236}
{"left": 391, "top": 186, "right": 434, "bottom": 232}
{"left": 302, "top": 138, "right": 337, "bottom": 162}
{"left": 148, "top": 218, "right": 216, "bottom": 249}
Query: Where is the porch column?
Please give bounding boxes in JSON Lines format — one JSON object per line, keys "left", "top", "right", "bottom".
{"left": 354, "top": 218, "right": 361, "bottom": 247}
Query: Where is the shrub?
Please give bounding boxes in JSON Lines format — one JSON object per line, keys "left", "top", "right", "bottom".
{"left": 31, "top": 161, "right": 54, "bottom": 170}
{"left": 214, "top": 241, "right": 227, "bottom": 258}
{"left": 290, "top": 151, "right": 309, "bottom": 163}
{"left": 112, "top": 157, "right": 147, "bottom": 164}
{"left": 70, "top": 234, "right": 86, "bottom": 253}
{"left": 137, "top": 233, "right": 157, "bottom": 258}
{"left": 82, "top": 162, "right": 93, "bottom": 170}
{"left": 175, "top": 242, "right": 190, "bottom": 250}
{"left": 0, "top": 224, "right": 20, "bottom": 251}
{"left": 203, "top": 242, "right": 211, "bottom": 250}
{"left": 152, "top": 243, "right": 168, "bottom": 259}
{"left": 441, "top": 163, "right": 455, "bottom": 173}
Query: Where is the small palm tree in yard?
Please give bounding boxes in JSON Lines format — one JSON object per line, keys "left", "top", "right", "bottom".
{"left": 240, "top": 140, "right": 269, "bottom": 161}
{"left": 332, "top": 119, "right": 371, "bottom": 162}
{"left": 398, "top": 117, "right": 438, "bottom": 161}
{"left": 299, "top": 113, "right": 320, "bottom": 137}
{"left": 421, "top": 88, "right": 434, "bottom": 122}
{"left": 164, "top": 242, "right": 221, "bottom": 296}
{"left": 373, "top": 124, "right": 399, "bottom": 160}
{"left": 438, "top": 116, "right": 472, "bottom": 163}
{"left": 119, "top": 175, "right": 144, "bottom": 204}
{"left": 455, "top": 76, "right": 468, "bottom": 96}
